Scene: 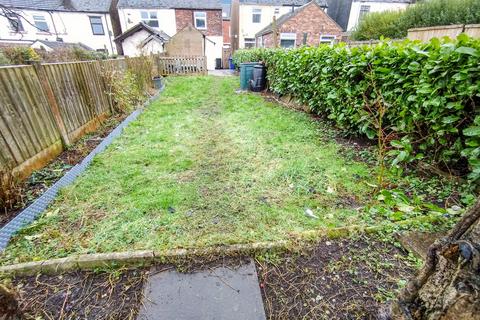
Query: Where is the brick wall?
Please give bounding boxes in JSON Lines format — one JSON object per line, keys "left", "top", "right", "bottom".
{"left": 257, "top": 2, "right": 343, "bottom": 48}
{"left": 175, "top": 9, "right": 222, "bottom": 37}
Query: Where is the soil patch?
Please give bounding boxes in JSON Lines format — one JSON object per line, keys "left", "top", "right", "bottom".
{"left": 0, "top": 114, "right": 127, "bottom": 228}
{"left": 12, "top": 269, "right": 146, "bottom": 319}
{"left": 5, "top": 236, "right": 415, "bottom": 319}
{"left": 256, "top": 236, "right": 416, "bottom": 319}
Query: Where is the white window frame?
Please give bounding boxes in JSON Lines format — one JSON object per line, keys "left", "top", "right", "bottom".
{"left": 252, "top": 8, "right": 261, "bottom": 23}
{"left": 280, "top": 33, "right": 296, "bottom": 48}
{"left": 141, "top": 11, "right": 159, "bottom": 28}
{"left": 89, "top": 16, "right": 105, "bottom": 35}
{"left": 194, "top": 11, "right": 207, "bottom": 30}
{"left": 244, "top": 37, "right": 256, "bottom": 48}
{"left": 320, "top": 35, "right": 336, "bottom": 44}
{"left": 33, "top": 15, "right": 49, "bottom": 32}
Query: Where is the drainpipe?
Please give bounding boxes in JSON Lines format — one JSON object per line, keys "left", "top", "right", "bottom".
{"left": 104, "top": 13, "right": 115, "bottom": 54}
{"left": 203, "top": 35, "right": 206, "bottom": 56}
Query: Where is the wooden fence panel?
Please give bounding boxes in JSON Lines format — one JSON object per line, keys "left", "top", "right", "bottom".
{"left": 0, "top": 65, "right": 62, "bottom": 173}
{"left": 0, "top": 57, "right": 149, "bottom": 179}
{"left": 407, "top": 25, "right": 465, "bottom": 42}
{"left": 157, "top": 56, "right": 207, "bottom": 76}
{"left": 42, "top": 61, "right": 112, "bottom": 142}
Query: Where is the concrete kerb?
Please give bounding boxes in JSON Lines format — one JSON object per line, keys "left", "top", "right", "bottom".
{"left": 0, "top": 214, "right": 443, "bottom": 276}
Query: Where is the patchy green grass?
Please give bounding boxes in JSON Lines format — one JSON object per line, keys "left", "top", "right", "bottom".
{"left": 2, "top": 76, "right": 379, "bottom": 264}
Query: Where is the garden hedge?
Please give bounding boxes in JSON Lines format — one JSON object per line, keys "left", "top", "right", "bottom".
{"left": 233, "top": 35, "right": 480, "bottom": 181}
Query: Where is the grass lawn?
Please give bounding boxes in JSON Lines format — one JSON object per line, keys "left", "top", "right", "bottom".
{"left": 2, "top": 76, "right": 379, "bottom": 264}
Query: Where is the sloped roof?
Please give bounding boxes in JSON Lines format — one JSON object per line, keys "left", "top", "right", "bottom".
{"left": 326, "top": 0, "right": 352, "bottom": 31}
{"left": 239, "top": 0, "right": 309, "bottom": 5}
{"left": 33, "top": 40, "right": 94, "bottom": 50}
{"left": 0, "top": 0, "right": 112, "bottom": 12}
{"left": 114, "top": 22, "right": 171, "bottom": 43}
{"left": 117, "top": 0, "right": 222, "bottom": 9}
{"left": 256, "top": 0, "right": 332, "bottom": 36}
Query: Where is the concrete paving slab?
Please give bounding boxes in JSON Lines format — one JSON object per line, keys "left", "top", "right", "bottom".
{"left": 137, "top": 259, "right": 266, "bottom": 320}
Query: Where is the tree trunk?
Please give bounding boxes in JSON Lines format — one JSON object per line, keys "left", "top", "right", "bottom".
{"left": 384, "top": 199, "right": 480, "bottom": 319}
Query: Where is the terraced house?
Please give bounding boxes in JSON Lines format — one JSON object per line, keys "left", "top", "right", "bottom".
{"left": 115, "top": 0, "right": 223, "bottom": 69}
{"left": 0, "top": 0, "right": 117, "bottom": 53}
{"left": 230, "top": 0, "right": 310, "bottom": 49}
{"left": 255, "top": 0, "right": 342, "bottom": 48}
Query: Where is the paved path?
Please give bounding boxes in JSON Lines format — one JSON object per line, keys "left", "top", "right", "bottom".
{"left": 208, "top": 69, "right": 235, "bottom": 76}
{"left": 137, "top": 258, "right": 266, "bottom": 320}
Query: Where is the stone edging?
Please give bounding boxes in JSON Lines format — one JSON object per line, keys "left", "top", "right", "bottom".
{"left": 0, "top": 214, "right": 443, "bottom": 276}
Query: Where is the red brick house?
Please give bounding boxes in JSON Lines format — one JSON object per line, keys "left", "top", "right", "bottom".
{"left": 255, "top": 0, "right": 343, "bottom": 48}
{"left": 175, "top": 9, "right": 223, "bottom": 37}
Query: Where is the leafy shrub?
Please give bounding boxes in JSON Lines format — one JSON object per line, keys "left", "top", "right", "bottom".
{"left": 400, "top": 0, "right": 480, "bottom": 29}
{"left": 232, "top": 48, "right": 273, "bottom": 67}
{"left": 102, "top": 56, "right": 153, "bottom": 113}
{"left": 233, "top": 35, "right": 480, "bottom": 181}
{"left": 2, "top": 47, "right": 40, "bottom": 65}
{"left": 35, "top": 47, "right": 108, "bottom": 63}
{"left": 105, "top": 71, "right": 145, "bottom": 113}
{"left": 351, "top": 11, "right": 404, "bottom": 40}
{"left": 0, "top": 52, "right": 9, "bottom": 66}
{"left": 352, "top": 0, "right": 480, "bottom": 40}
{"left": 2, "top": 46, "right": 111, "bottom": 65}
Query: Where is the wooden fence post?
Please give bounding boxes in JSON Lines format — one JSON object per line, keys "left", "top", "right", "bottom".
{"left": 203, "top": 56, "right": 207, "bottom": 75}
{"left": 33, "top": 62, "right": 71, "bottom": 146}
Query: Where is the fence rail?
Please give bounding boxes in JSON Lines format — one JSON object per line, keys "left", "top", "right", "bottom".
{"left": 157, "top": 56, "right": 207, "bottom": 76}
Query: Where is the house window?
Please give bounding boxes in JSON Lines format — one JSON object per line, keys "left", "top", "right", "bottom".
{"left": 274, "top": 8, "right": 280, "bottom": 15}
{"left": 7, "top": 13, "right": 24, "bottom": 32}
{"left": 252, "top": 8, "right": 261, "bottom": 23}
{"left": 33, "top": 15, "right": 49, "bottom": 32}
{"left": 194, "top": 12, "right": 207, "bottom": 29}
{"left": 141, "top": 11, "right": 159, "bottom": 28}
{"left": 89, "top": 16, "right": 104, "bottom": 35}
{"left": 280, "top": 33, "right": 296, "bottom": 48}
{"left": 244, "top": 38, "right": 255, "bottom": 48}
{"left": 320, "top": 35, "right": 336, "bottom": 44}
{"left": 257, "top": 36, "right": 267, "bottom": 48}
{"left": 359, "top": 5, "right": 370, "bottom": 19}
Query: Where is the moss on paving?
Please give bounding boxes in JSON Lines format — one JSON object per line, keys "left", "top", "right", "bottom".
{"left": 2, "top": 76, "right": 375, "bottom": 264}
